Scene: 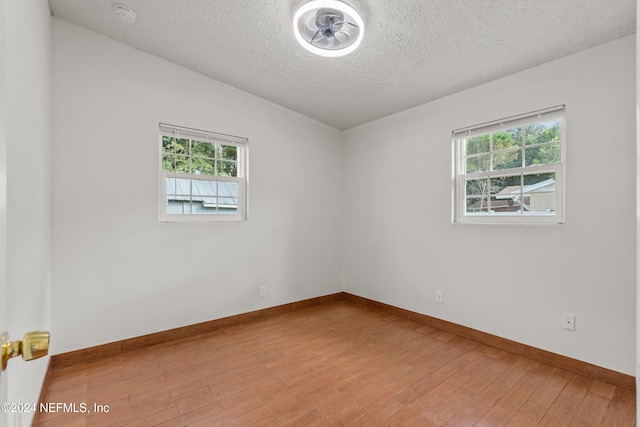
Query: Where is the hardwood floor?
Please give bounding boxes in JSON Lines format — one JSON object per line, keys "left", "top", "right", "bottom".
{"left": 36, "top": 301, "right": 635, "bottom": 426}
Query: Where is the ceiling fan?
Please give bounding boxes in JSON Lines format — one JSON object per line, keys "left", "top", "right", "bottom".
{"left": 293, "top": 0, "right": 364, "bottom": 57}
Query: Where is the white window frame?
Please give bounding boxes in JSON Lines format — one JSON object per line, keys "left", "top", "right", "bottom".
{"left": 159, "top": 123, "right": 248, "bottom": 222}
{"left": 453, "top": 106, "right": 566, "bottom": 224}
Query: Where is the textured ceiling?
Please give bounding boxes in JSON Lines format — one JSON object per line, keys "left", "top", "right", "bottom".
{"left": 49, "top": 0, "right": 636, "bottom": 130}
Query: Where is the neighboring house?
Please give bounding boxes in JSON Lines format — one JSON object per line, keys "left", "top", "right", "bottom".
{"left": 166, "top": 178, "right": 238, "bottom": 215}
{"left": 468, "top": 178, "right": 556, "bottom": 214}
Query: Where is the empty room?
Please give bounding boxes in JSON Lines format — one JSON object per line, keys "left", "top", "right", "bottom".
{"left": 0, "top": 0, "right": 638, "bottom": 426}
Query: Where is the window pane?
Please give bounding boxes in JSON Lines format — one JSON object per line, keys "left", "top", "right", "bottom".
{"left": 490, "top": 176, "right": 520, "bottom": 195}
{"left": 191, "top": 140, "right": 217, "bottom": 159}
{"left": 162, "top": 154, "right": 175, "bottom": 171}
{"left": 166, "top": 177, "right": 191, "bottom": 214}
{"left": 492, "top": 128, "right": 522, "bottom": 150}
{"left": 191, "top": 179, "right": 216, "bottom": 197}
{"left": 466, "top": 197, "right": 488, "bottom": 214}
{"left": 166, "top": 177, "right": 190, "bottom": 199}
{"left": 191, "top": 158, "right": 215, "bottom": 175}
{"left": 165, "top": 177, "right": 175, "bottom": 194}
{"left": 163, "top": 154, "right": 190, "bottom": 172}
{"left": 492, "top": 149, "right": 521, "bottom": 171}
{"left": 162, "top": 136, "right": 187, "bottom": 154}
{"left": 523, "top": 172, "right": 556, "bottom": 215}
{"left": 523, "top": 172, "right": 555, "bottom": 186}
{"left": 217, "top": 161, "right": 238, "bottom": 177}
{"left": 218, "top": 197, "right": 238, "bottom": 215}
{"left": 466, "top": 135, "right": 489, "bottom": 155}
{"left": 191, "top": 173, "right": 217, "bottom": 214}
{"left": 191, "top": 198, "right": 211, "bottom": 215}
{"left": 218, "top": 181, "right": 239, "bottom": 198}
{"left": 525, "top": 143, "right": 561, "bottom": 166}
{"left": 166, "top": 196, "right": 190, "bottom": 214}
{"left": 525, "top": 120, "right": 561, "bottom": 145}
{"left": 162, "top": 154, "right": 189, "bottom": 173}
{"left": 489, "top": 175, "right": 521, "bottom": 215}
{"left": 490, "top": 183, "right": 522, "bottom": 213}
{"left": 466, "top": 155, "right": 489, "bottom": 173}
{"left": 178, "top": 156, "right": 190, "bottom": 173}
{"left": 161, "top": 138, "right": 190, "bottom": 155}
{"left": 162, "top": 136, "right": 173, "bottom": 152}
{"left": 489, "top": 195, "right": 521, "bottom": 214}
{"left": 220, "top": 145, "right": 238, "bottom": 161}
{"left": 171, "top": 178, "right": 191, "bottom": 198}
{"left": 465, "top": 156, "right": 478, "bottom": 173}
{"left": 465, "top": 178, "right": 489, "bottom": 197}
{"left": 496, "top": 175, "right": 520, "bottom": 190}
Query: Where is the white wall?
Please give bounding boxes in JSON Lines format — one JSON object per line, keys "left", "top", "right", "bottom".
{"left": 50, "top": 19, "right": 343, "bottom": 354}
{"left": 343, "top": 35, "right": 636, "bottom": 375}
{"left": 5, "top": 0, "right": 51, "bottom": 425}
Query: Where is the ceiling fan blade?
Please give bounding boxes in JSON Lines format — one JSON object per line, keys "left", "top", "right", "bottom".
{"left": 334, "top": 30, "right": 351, "bottom": 44}
{"left": 307, "top": 16, "right": 319, "bottom": 30}
{"left": 330, "top": 20, "right": 345, "bottom": 31}
{"left": 315, "top": 36, "right": 333, "bottom": 48}
{"left": 310, "top": 30, "right": 322, "bottom": 45}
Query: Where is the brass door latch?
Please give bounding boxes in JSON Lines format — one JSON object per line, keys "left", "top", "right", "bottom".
{"left": 1, "top": 331, "right": 50, "bottom": 371}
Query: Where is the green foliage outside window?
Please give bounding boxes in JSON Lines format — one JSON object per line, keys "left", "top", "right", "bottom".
{"left": 464, "top": 120, "right": 560, "bottom": 174}
{"left": 162, "top": 136, "right": 238, "bottom": 176}
{"left": 463, "top": 120, "right": 560, "bottom": 197}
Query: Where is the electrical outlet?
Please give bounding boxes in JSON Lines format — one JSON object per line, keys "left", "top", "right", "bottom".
{"left": 259, "top": 286, "right": 267, "bottom": 297}
{"left": 562, "top": 313, "right": 575, "bottom": 331}
{"left": 435, "top": 291, "right": 443, "bottom": 304}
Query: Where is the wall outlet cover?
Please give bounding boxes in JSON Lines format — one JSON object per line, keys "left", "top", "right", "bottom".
{"left": 562, "top": 313, "right": 575, "bottom": 331}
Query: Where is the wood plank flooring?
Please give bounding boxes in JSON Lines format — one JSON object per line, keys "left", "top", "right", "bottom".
{"left": 36, "top": 301, "right": 635, "bottom": 426}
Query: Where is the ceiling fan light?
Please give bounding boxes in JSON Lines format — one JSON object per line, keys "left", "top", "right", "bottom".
{"left": 293, "top": 0, "right": 364, "bottom": 57}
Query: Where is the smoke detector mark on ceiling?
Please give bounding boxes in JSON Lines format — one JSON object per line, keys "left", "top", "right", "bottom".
{"left": 114, "top": 4, "right": 136, "bottom": 24}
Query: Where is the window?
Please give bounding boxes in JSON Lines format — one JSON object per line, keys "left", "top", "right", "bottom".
{"left": 159, "top": 123, "right": 248, "bottom": 221}
{"left": 453, "top": 106, "right": 565, "bottom": 224}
